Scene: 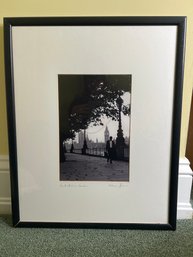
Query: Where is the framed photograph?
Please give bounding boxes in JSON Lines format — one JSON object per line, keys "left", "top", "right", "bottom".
{"left": 4, "top": 16, "right": 186, "bottom": 229}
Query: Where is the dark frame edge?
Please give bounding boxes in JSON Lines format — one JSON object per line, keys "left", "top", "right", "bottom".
{"left": 3, "top": 16, "right": 186, "bottom": 230}
{"left": 15, "top": 221, "right": 174, "bottom": 230}
{"left": 3, "top": 16, "right": 187, "bottom": 26}
{"left": 168, "top": 17, "right": 187, "bottom": 230}
{"left": 3, "top": 18, "right": 20, "bottom": 226}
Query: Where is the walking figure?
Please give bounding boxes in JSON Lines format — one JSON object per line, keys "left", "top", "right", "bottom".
{"left": 106, "top": 136, "right": 115, "bottom": 164}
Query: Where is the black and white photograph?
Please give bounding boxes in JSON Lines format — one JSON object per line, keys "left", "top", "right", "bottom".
{"left": 58, "top": 75, "right": 131, "bottom": 181}
{"left": 3, "top": 16, "right": 186, "bottom": 228}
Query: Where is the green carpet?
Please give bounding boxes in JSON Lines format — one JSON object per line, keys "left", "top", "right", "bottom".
{"left": 0, "top": 216, "right": 193, "bottom": 257}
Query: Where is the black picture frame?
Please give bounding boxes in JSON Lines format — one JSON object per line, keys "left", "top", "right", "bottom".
{"left": 4, "top": 16, "right": 186, "bottom": 230}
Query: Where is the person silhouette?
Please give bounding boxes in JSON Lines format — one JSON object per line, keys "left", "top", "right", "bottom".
{"left": 106, "top": 136, "right": 115, "bottom": 164}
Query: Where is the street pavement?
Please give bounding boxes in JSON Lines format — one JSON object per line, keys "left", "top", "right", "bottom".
{"left": 60, "top": 153, "right": 129, "bottom": 181}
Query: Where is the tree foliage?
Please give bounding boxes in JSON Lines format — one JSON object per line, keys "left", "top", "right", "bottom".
{"left": 63, "top": 75, "right": 130, "bottom": 141}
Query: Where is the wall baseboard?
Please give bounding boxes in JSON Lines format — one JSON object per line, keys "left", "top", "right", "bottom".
{"left": 0, "top": 155, "right": 9, "bottom": 170}
{"left": 0, "top": 155, "right": 192, "bottom": 219}
{"left": 177, "top": 157, "right": 193, "bottom": 219}
{"left": 0, "top": 155, "right": 11, "bottom": 214}
{"left": 0, "top": 197, "right": 11, "bottom": 214}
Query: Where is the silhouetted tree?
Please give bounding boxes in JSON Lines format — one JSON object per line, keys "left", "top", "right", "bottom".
{"left": 59, "top": 75, "right": 131, "bottom": 161}
{"left": 66, "top": 75, "right": 130, "bottom": 140}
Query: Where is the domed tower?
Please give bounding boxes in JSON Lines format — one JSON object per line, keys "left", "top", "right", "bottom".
{"left": 104, "top": 126, "right": 110, "bottom": 143}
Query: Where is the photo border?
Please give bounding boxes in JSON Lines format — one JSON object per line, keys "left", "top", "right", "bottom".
{"left": 4, "top": 16, "right": 186, "bottom": 230}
